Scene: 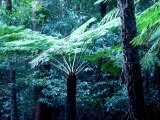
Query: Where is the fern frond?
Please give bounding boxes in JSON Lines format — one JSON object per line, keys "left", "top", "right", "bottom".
{"left": 100, "top": 8, "right": 120, "bottom": 24}
{"left": 137, "top": 1, "right": 160, "bottom": 32}
{"left": 94, "top": 0, "right": 108, "bottom": 5}
{"left": 30, "top": 17, "right": 120, "bottom": 67}
{"left": 131, "top": 20, "right": 160, "bottom": 46}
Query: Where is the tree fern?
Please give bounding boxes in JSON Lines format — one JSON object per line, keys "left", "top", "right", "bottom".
{"left": 29, "top": 17, "right": 120, "bottom": 67}
{"left": 1, "top": 1, "right": 160, "bottom": 70}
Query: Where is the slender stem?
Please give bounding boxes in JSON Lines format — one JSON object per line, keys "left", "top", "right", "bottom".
{"left": 68, "top": 53, "right": 72, "bottom": 70}
{"left": 76, "top": 42, "right": 91, "bottom": 69}
{"left": 71, "top": 52, "right": 77, "bottom": 72}
{"left": 54, "top": 58, "right": 70, "bottom": 73}
{"left": 50, "top": 62, "right": 69, "bottom": 74}
{"left": 76, "top": 63, "right": 89, "bottom": 75}
{"left": 75, "top": 61, "right": 86, "bottom": 73}
{"left": 60, "top": 50, "right": 71, "bottom": 72}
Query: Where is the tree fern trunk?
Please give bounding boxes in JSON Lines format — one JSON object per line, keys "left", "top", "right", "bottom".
{"left": 66, "top": 72, "right": 76, "bottom": 120}
{"left": 9, "top": 62, "right": 18, "bottom": 120}
{"left": 118, "top": 0, "right": 146, "bottom": 120}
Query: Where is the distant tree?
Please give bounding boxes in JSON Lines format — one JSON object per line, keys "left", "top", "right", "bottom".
{"left": 100, "top": 1, "right": 106, "bottom": 17}
{"left": 34, "top": 63, "right": 53, "bottom": 120}
{"left": 118, "top": 0, "right": 146, "bottom": 120}
{"left": 5, "top": 0, "right": 12, "bottom": 12}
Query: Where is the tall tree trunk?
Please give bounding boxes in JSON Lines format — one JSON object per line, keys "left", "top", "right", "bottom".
{"left": 100, "top": 2, "right": 106, "bottom": 17}
{"left": 66, "top": 72, "right": 76, "bottom": 120}
{"left": 154, "top": 63, "right": 160, "bottom": 93}
{"left": 118, "top": 0, "right": 146, "bottom": 120}
{"left": 5, "top": 0, "right": 12, "bottom": 12}
{"left": 34, "top": 63, "right": 53, "bottom": 120}
{"left": 9, "top": 62, "right": 18, "bottom": 120}
{"left": 35, "top": 103, "right": 53, "bottom": 120}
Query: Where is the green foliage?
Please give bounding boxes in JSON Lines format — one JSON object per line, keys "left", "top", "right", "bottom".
{"left": 83, "top": 45, "right": 122, "bottom": 75}
{"left": 29, "top": 17, "right": 121, "bottom": 67}
{"left": 137, "top": 1, "right": 160, "bottom": 32}
{"left": 0, "top": 1, "right": 160, "bottom": 119}
{"left": 0, "top": 25, "right": 56, "bottom": 57}
{"left": 131, "top": 21, "right": 160, "bottom": 46}
{"left": 104, "top": 86, "right": 128, "bottom": 112}
{"left": 1, "top": 0, "right": 159, "bottom": 71}
{"left": 100, "top": 8, "right": 120, "bottom": 24}
{"left": 131, "top": 1, "right": 160, "bottom": 70}
{"left": 40, "top": 79, "right": 66, "bottom": 106}
{"left": 0, "top": 0, "right": 34, "bottom": 26}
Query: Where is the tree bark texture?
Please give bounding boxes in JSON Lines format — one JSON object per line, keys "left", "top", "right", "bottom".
{"left": 66, "top": 72, "right": 76, "bottom": 120}
{"left": 118, "top": 0, "right": 146, "bottom": 120}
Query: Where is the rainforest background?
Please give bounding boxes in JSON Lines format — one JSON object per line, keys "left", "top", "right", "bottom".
{"left": 0, "top": 0, "right": 160, "bottom": 120}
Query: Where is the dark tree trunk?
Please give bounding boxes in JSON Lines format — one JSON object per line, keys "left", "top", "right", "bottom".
{"left": 34, "top": 63, "right": 53, "bottom": 120}
{"left": 0, "top": 111, "right": 2, "bottom": 120}
{"left": 100, "top": 2, "right": 106, "bottom": 17}
{"left": 118, "top": 0, "right": 146, "bottom": 120}
{"left": 66, "top": 72, "right": 76, "bottom": 120}
{"left": 9, "top": 62, "right": 18, "bottom": 120}
{"left": 35, "top": 103, "right": 53, "bottom": 120}
{"left": 5, "top": 0, "right": 12, "bottom": 12}
{"left": 154, "top": 63, "right": 160, "bottom": 93}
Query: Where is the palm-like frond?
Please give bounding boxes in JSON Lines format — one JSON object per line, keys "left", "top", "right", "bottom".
{"left": 137, "top": 1, "right": 160, "bottom": 32}
{"left": 94, "top": 0, "right": 112, "bottom": 5}
{"left": 94, "top": 0, "right": 148, "bottom": 5}
{"left": 29, "top": 17, "right": 120, "bottom": 67}
{"left": 131, "top": 7, "right": 160, "bottom": 70}
{"left": 131, "top": 20, "right": 160, "bottom": 46}
{"left": 100, "top": 8, "right": 120, "bottom": 24}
